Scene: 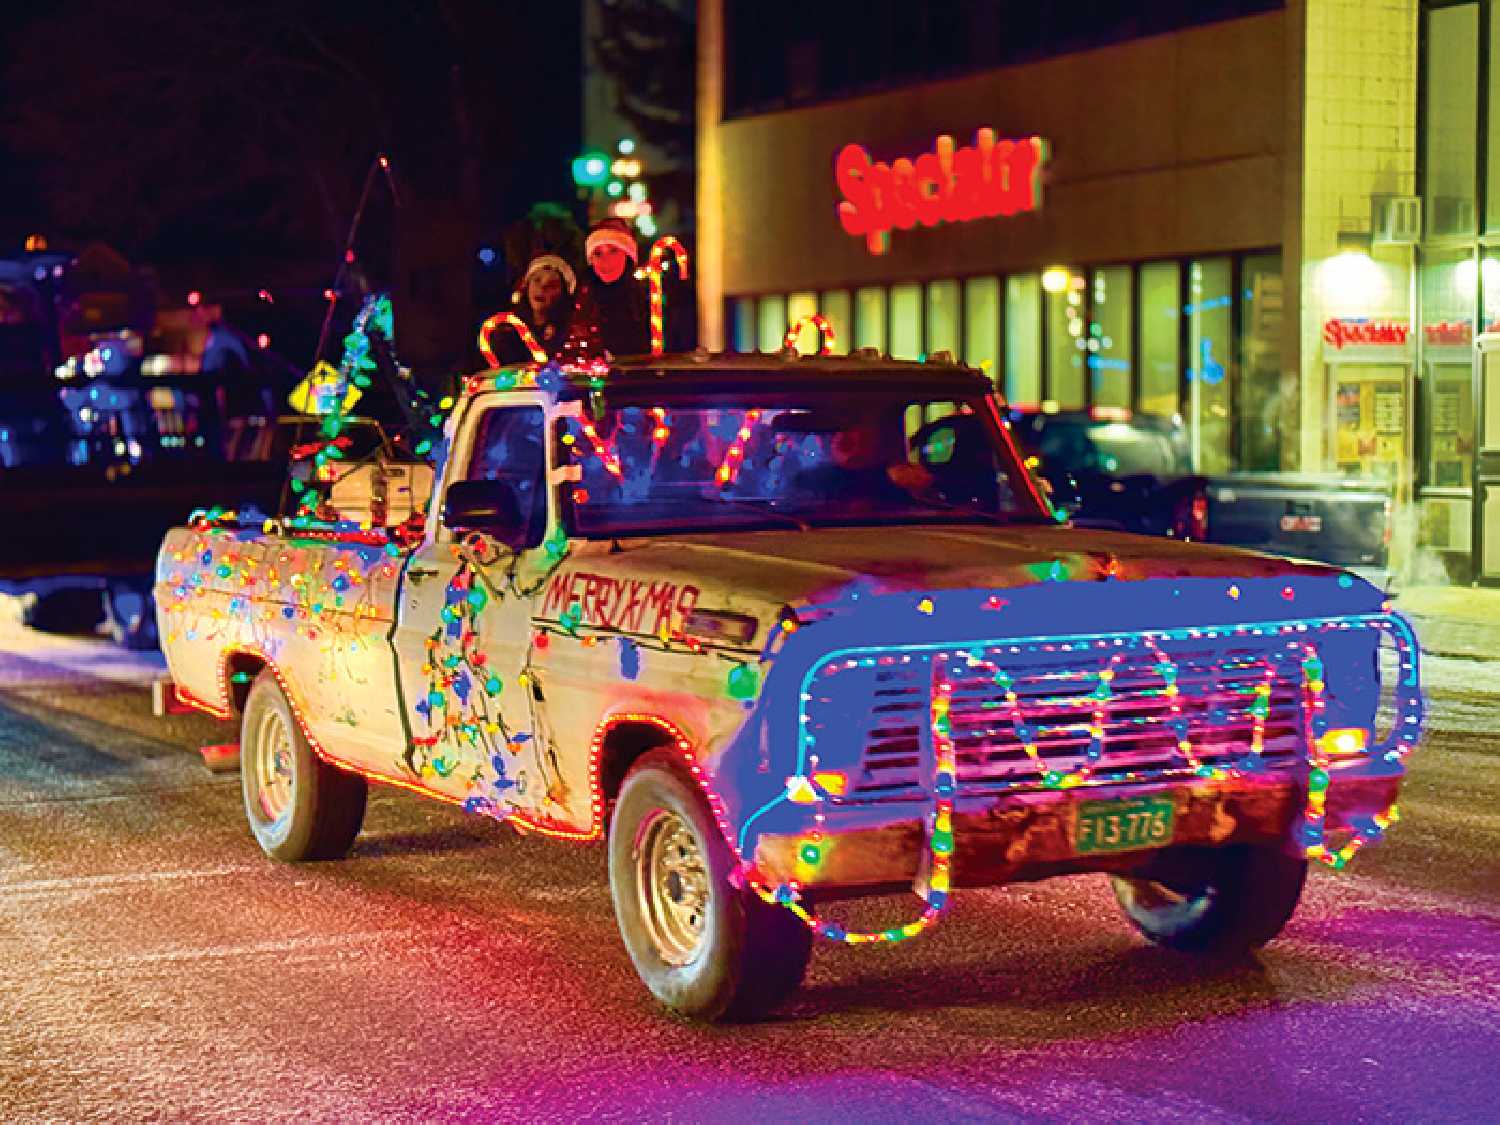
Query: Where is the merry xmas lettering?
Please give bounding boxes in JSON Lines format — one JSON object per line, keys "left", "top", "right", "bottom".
{"left": 540, "top": 570, "right": 700, "bottom": 635}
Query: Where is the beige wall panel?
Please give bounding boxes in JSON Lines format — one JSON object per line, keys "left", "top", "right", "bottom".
{"left": 710, "top": 12, "right": 1286, "bottom": 298}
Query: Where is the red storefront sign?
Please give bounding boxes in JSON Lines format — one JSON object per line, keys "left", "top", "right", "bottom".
{"left": 834, "top": 130, "right": 1048, "bottom": 255}
{"left": 1425, "top": 320, "right": 1473, "bottom": 346}
{"left": 1322, "top": 318, "right": 1410, "bottom": 349}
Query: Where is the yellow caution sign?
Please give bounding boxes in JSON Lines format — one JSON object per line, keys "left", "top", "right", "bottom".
{"left": 288, "top": 360, "right": 363, "bottom": 415}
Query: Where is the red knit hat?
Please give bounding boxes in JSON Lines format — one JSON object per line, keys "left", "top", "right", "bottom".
{"left": 585, "top": 217, "right": 639, "bottom": 264}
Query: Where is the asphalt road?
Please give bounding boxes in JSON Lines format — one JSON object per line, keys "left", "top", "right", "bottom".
{"left": 2, "top": 616, "right": 1498, "bottom": 1123}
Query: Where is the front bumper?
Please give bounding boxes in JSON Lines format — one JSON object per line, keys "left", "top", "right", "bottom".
{"left": 751, "top": 769, "right": 1403, "bottom": 892}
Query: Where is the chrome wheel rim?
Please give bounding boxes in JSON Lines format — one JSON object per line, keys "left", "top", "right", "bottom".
{"left": 636, "top": 808, "right": 710, "bottom": 966}
{"left": 252, "top": 705, "right": 296, "bottom": 830}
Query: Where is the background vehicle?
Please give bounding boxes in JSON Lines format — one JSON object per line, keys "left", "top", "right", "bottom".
{"left": 0, "top": 244, "right": 309, "bottom": 647}
{"left": 1011, "top": 407, "right": 1393, "bottom": 583}
{"left": 2, "top": 333, "right": 297, "bottom": 650}
{"left": 1008, "top": 408, "right": 1209, "bottom": 540}
{"left": 1204, "top": 474, "right": 1392, "bottom": 586}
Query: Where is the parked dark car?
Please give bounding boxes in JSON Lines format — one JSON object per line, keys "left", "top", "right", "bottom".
{"left": 1204, "top": 473, "right": 1391, "bottom": 583}
{"left": 1008, "top": 407, "right": 1393, "bottom": 583}
{"left": 1007, "top": 408, "right": 1209, "bottom": 540}
{"left": 0, "top": 347, "right": 294, "bottom": 648}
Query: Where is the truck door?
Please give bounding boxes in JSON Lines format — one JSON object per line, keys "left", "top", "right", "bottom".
{"left": 391, "top": 396, "right": 557, "bottom": 813}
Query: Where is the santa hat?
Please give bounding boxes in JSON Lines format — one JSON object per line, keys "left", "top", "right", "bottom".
{"left": 584, "top": 218, "right": 639, "bottom": 264}
{"left": 518, "top": 253, "right": 577, "bottom": 295}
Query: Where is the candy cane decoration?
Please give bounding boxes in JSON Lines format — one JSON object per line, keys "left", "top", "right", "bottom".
{"left": 646, "top": 236, "right": 690, "bottom": 356}
{"left": 783, "top": 313, "right": 836, "bottom": 356}
{"left": 478, "top": 311, "right": 546, "bottom": 367}
{"left": 714, "top": 409, "right": 762, "bottom": 487}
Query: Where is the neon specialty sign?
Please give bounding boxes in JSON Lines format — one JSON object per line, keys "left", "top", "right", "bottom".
{"left": 834, "top": 129, "right": 1048, "bottom": 255}
{"left": 1322, "top": 318, "right": 1410, "bottom": 349}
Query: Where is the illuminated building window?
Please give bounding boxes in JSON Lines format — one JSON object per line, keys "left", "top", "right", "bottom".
{"left": 1187, "top": 258, "right": 1233, "bottom": 474}
{"left": 963, "top": 277, "right": 1000, "bottom": 382}
{"left": 890, "top": 282, "right": 922, "bottom": 359}
{"left": 1421, "top": 247, "right": 1478, "bottom": 488}
{"left": 1239, "top": 253, "right": 1285, "bottom": 471}
{"left": 1044, "top": 268, "right": 1086, "bottom": 409}
{"left": 1089, "top": 266, "right": 1132, "bottom": 410}
{"left": 757, "top": 294, "right": 788, "bottom": 353}
{"left": 854, "top": 286, "right": 887, "bottom": 353}
{"left": 1005, "top": 274, "right": 1041, "bottom": 407}
{"left": 788, "top": 290, "right": 818, "bottom": 329}
{"left": 925, "top": 279, "right": 960, "bottom": 359}
{"left": 1425, "top": 2, "right": 1479, "bottom": 238}
{"left": 1490, "top": 9, "right": 1500, "bottom": 233}
{"left": 722, "top": 0, "right": 1284, "bottom": 118}
{"left": 1138, "top": 262, "right": 1180, "bottom": 417}
{"left": 819, "top": 290, "right": 852, "bottom": 355}
{"left": 730, "top": 297, "right": 757, "bottom": 353}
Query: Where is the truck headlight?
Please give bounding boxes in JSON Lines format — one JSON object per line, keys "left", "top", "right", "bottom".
{"left": 1317, "top": 727, "right": 1369, "bottom": 757}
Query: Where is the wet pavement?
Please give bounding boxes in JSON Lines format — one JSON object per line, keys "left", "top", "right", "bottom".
{"left": 1, "top": 617, "right": 1497, "bottom": 1123}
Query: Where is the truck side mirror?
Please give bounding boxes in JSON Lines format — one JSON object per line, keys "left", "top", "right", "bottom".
{"left": 443, "top": 479, "right": 528, "bottom": 549}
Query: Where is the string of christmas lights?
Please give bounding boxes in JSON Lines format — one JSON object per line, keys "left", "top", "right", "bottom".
{"left": 743, "top": 654, "right": 959, "bottom": 945}
{"left": 164, "top": 340, "right": 1428, "bottom": 956}
{"left": 738, "top": 604, "right": 1424, "bottom": 943}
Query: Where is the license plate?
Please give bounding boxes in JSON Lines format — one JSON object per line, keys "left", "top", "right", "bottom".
{"left": 1280, "top": 514, "right": 1323, "bottom": 533}
{"left": 1074, "top": 796, "right": 1175, "bottom": 855}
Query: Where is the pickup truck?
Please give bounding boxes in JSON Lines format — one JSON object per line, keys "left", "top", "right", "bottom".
{"left": 156, "top": 351, "right": 1425, "bottom": 1021}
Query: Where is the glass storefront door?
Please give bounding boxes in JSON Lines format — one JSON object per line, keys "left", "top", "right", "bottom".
{"left": 1476, "top": 334, "right": 1500, "bottom": 582}
{"left": 1328, "top": 362, "right": 1411, "bottom": 485}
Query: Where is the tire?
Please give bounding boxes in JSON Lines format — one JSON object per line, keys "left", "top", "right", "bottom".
{"left": 609, "top": 749, "right": 812, "bottom": 1021}
{"left": 240, "top": 671, "right": 367, "bottom": 861}
{"left": 1110, "top": 843, "right": 1308, "bottom": 955}
{"left": 22, "top": 588, "right": 104, "bottom": 635}
{"left": 104, "top": 580, "right": 158, "bottom": 650}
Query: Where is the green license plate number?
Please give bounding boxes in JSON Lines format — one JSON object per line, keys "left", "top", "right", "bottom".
{"left": 1074, "top": 797, "right": 1175, "bottom": 855}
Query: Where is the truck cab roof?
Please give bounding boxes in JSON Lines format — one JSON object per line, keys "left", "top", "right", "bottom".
{"left": 460, "top": 349, "right": 995, "bottom": 401}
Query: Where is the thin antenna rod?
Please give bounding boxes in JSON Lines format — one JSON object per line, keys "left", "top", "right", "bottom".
{"left": 312, "top": 153, "right": 399, "bottom": 367}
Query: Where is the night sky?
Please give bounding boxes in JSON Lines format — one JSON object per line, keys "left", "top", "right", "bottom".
{"left": 0, "top": 1, "right": 583, "bottom": 365}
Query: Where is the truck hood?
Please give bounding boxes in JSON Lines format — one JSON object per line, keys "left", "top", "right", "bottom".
{"left": 547, "top": 523, "right": 1356, "bottom": 649}
{"left": 620, "top": 523, "right": 1330, "bottom": 606}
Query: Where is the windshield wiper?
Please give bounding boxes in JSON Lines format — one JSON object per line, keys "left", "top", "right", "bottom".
{"left": 711, "top": 494, "right": 811, "bottom": 532}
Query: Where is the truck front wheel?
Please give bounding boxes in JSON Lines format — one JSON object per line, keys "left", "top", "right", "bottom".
{"left": 1110, "top": 843, "right": 1307, "bottom": 955}
{"left": 609, "top": 750, "right": 812, "bottom": 1021}
{"left": 241, "top": 672, "right": 367, "bottom": 861}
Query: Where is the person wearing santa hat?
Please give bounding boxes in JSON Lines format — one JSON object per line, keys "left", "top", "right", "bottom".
{"left": 566, "top": 217, "right": 651, "bottom": 358}
{"left": 492, "top": 253, "right": 577, "bottom": 365}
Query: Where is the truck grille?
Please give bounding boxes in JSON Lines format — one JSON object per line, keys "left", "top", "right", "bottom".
{"left": 809, "top": 640, "right": 1310, "bottom": 799}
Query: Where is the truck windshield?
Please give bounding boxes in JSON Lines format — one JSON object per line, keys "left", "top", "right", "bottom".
{"left": 559, "top": 387, "right": 1038, "bottom": 536}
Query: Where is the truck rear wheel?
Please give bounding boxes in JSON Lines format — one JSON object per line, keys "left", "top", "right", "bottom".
{"left": 241, "top": 671, "right": 367, "bottom": 861}
{"left": 22, "top": 588, "right": 104, "bottom": 635}
{"left": 1110, "top": 843, "right": 1307, "bottom": 955}
{"left": 609, "top": 749, "right": 812, "bottom": 1021}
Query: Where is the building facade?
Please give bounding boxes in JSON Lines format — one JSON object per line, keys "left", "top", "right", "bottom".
{"left": 696, "top": 0, "right": 1500, "bottom": 584}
